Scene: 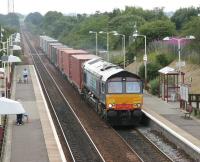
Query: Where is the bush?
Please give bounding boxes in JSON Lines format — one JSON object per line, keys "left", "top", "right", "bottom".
{"left": 156, "top": 54, "right": 169, "bottom": 66}
{"left": 138, "top": 62, "right": 161, "bottom": 81}
{"left": 155, "top": 53, "right": 175, "bottom": 66}
{"left": 150, "top": 78, "right": 159, "bottom": 95}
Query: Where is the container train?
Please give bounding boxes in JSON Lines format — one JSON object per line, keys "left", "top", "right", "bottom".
{"left": 39, "top": 35, "right": 143, "bottom": 125}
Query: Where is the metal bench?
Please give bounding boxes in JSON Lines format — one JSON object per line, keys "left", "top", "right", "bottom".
{"left": 181, "top": 104, "right": 193, "bottom": 119}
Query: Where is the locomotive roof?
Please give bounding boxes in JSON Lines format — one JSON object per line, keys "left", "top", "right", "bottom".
{"left": 51, "top": 44, "right": 64, "bottom": 48}
{"left": 83, "top": 58, "right": 124, "bottom": 82}
{"left": 49, "top": 42, "right": 62, "bottom": 46}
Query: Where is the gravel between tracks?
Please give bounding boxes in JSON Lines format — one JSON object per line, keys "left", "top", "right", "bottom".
{"left": 41, "top": 56, "right": 141, "bottom": 162}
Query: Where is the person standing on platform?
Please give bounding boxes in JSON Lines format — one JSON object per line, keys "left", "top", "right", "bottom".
{"left": 22, "top": 68, "right": 28, "bottom": 83}
{"left": 16, "top": 114, "right": 23, "bottom": 125}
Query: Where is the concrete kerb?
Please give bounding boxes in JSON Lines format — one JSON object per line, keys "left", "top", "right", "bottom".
{"left": 142, "top": 109, "right": 200, "bottom": 158}
{"left": 31, "top": 65, "right": 66, "bottom": 162}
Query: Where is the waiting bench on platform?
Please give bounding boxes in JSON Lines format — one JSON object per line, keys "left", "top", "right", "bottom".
{"left": 181, "top": 104, "right": 193, "bottom": 119}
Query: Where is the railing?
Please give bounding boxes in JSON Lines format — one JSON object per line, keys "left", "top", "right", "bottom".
{"left": 189, "top": 94, "right": 200, "bottom": 116}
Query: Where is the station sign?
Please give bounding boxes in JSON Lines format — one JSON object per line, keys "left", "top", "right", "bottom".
{"left": 143, "top": 55, "right": 147, "bottom": 61}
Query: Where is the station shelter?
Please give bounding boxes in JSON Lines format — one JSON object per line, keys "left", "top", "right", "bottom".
{"left": 158, "top": 66, "right": 185, "bottom": 102}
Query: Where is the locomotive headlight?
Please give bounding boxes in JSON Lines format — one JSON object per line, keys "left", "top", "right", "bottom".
{"left": 133, "top": 103, "right": 141, "bottom": 108}
{"left": 108, "top": 104, "right": 112, "bottom": 108}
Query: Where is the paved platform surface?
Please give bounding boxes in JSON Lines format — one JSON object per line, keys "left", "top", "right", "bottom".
{"left": 3, "top": 65, "right": 65, "bottom": 162}
{"left": 143, "top": 92, "right": 200, "bottom": 153}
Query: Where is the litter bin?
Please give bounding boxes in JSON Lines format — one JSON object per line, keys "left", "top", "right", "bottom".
{"left": 0, "top": 126, "right": 4, "bottom": 143}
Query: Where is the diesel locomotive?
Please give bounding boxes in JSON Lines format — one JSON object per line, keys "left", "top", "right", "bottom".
{"left": 82, "top": 58, "right": 143, "bottom": 125}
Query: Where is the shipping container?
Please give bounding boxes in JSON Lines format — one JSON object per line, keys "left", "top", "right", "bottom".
{"left": 39, "top": 36, "right": 45, "bottom": 49}
{"left": 39, "top": 35, "right": 49, "bottom": 50}
{"left": 54, "top": 45, "right": 69, "bottom": 67}
{"left": 62, "top": 49, "right": 88, "bottom": 77}
{"left": 57, "top": 48, "right": 73, "bottom": 71}
{"left": 44, "top": 38, "right": 57, "bottom": 55}
{"left": 70, "top": 54, "right": 98, "bottom": 91}
{"left": 39, "top": 36, "right": 57, "bottom": 55}
{"left": 48, "top": 43, "right": 62, "bottom": 61}
{"left": 56, "top": 46, "right": 71, "bottom": 69}
{"left": 51, "top": 44, "right": 64, "bottom": 65}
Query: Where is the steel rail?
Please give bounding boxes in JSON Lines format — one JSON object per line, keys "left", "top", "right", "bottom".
{"left": 23, "top": 31, "right": 105, "bottom": 162}
{"left": 116, "top": 128, "right": 173, "bottom": 162}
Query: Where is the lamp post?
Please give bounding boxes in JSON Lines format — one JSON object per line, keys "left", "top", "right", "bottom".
{"left": 89, "top": 31, "right": 98, "bottom": 55}
{"left": 113, "top": 32, "right": 126, "bottom": 69}
{"left": 99, "top": 30, "right": 116, "bottom": 61}
{"left": 1, "top": 33, "right": 21, "bottom": 98}
{"left": 133, "top": 32, "right": 147, "bottom": 86}
{"left": 163, "top": 36, "right": 195, "bottom": 84}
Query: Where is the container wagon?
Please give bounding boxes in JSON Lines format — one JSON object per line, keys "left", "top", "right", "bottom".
{"left": 70, "top": 54, "right": 99, "bottom": 91}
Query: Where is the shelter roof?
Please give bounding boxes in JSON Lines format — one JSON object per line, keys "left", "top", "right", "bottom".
{"left": 158, "top": 66, "right": 177, "bottom": 74}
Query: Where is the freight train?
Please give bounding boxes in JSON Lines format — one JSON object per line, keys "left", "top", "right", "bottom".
{"left": 39, "top": 35, "right": 143, "bottom": 125}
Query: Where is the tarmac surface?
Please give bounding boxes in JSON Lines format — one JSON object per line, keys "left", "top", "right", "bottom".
{"left": 143, "top": 92, "right": 200, "bottom": 155}
{"left": 2, "top": 65, "right": 65, "bottom": 162}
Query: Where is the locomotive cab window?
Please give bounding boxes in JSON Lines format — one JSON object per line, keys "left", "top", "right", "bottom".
{"left": 108, "top": 82, "right": 122, "bottom": 93}
{"left": 126, "top": 81, "right": 141, "bottom": 93}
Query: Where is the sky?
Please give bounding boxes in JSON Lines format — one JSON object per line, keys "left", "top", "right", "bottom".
{"left": 0, "top": 0, "right": 199, "bottom": 15}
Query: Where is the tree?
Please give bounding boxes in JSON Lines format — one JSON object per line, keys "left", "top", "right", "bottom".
{"left": 182, "top": 16, "right": 200, "bottom": 41}
{"left": 25, "top": 12, "right": 43, "bottom": 25}
{"left": 138, "top": 62, "right": 161, "bottom": 81}
{"left": 139, "top": 20, "right": 176, "bottom": 43}
{"left": 0, "top": 13, "right": 19, "bottom": 30}
{"left": 61, "top": 14, "right": 109, "bottom": 49}
{"left": 171, "top": 7, "right": 199, "bottom": 30}
{"left": 150, "top": 78, "right": 159, "bottom": 95}
{"left": 181, "top": 16, "right": 200, "bottom": 64}
{"left": 156, "top": 54, "right": 172, "bottom": 66}
{"left": 41, "top": 11, "right": 63, "bottom": 35}
{"left": 123, "top": 6, "right": 167, "bottom": 21}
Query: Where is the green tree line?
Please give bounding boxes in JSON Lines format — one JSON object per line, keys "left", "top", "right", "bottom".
{"left": 25, "top": 7, "right": 199, "bottom": 63}
{"left": 25, "top": 7, "right": 200, "bottom": 93}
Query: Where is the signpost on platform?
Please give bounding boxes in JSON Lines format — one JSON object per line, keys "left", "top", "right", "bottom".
{"left": 180, "top": 84, "right": 191, "bottom": 110}
{"left": 180, "top": 84, "right": 189, "bottom": 102}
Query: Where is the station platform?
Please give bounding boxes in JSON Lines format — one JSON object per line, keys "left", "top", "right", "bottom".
{"left": 143, "top": 92, "right": 200, "bottom": 156}
{"left": 2, "top": 65, "right": 65, "bottom": 162}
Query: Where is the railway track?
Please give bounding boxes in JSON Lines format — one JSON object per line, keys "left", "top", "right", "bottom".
{"left": 21, "top": 27, "right": 174, "bottom": 162}
{"left": 23, "top": 31, "right": 105, "bottom": 162}
{"left": 116, "top": 128, "right": 173, "bottom": 162}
